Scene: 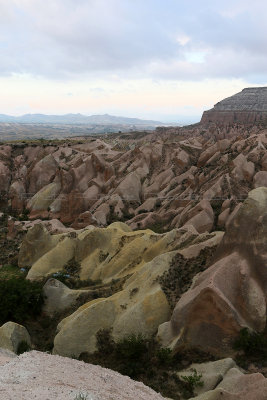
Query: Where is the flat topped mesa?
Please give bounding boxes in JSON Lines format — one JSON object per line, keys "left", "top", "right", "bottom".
{"left": 201, "top": 87, "right": 267, "bottom": 125}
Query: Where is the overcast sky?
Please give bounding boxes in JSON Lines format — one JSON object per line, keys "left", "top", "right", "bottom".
{"left": 0, "top": 0, "right": 266, "bottom": 122}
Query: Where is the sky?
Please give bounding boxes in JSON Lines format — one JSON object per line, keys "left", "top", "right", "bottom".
{"left": 0, "top": 0, "right": 267, "bottom": 123}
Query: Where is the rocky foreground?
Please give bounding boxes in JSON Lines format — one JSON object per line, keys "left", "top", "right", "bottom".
{"left": 0, "top": 350, "right": 165, "bottom": 400}
{"left": 0, "top": 126, "right": 266, "bottom": 400}
{"left": 0, "top": 350, "right": 266, "bottom": 400}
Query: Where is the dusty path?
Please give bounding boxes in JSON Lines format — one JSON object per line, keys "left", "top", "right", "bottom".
{"left": 0, "top": 350, "right": 166, "bottom": 400}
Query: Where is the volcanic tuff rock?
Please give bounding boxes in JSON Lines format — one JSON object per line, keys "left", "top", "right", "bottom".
{"left": 0, "top": 322, "right": 31, "bottom": 354}
{"left": 18, "top": 219, "right": 223, "bottom": 356}
{"left": 192, "top": 369, "right": 267, "bottom": 400}
{"left": 0, "top": 350, "right": 166, "bottom": 400}
{"left": 157, "top": 187, "right": 267, "bottom": 356}
{"left": 178, "top": 358, "right": 267, "bottom": 400}
{"left": 0, "top": 348, "right": 16, "bottom": 367}
{"left": 201, "top": 87, "right": 267, "bottom": 126}
{"left": 0, "top": 130, "right": 265, "bottom": 234}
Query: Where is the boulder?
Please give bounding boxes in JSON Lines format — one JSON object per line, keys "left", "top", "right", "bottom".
{"left": 43, "top": 279, "right": 93, "bottom": 317}
{"left": 192, "top": 369, "right": 267, "bottom": 400}
{"left": 177, "top": 358, "right": 236, "bottom": 396}
{"left": 0, "top": 322, "right": 31, "bottom": 353}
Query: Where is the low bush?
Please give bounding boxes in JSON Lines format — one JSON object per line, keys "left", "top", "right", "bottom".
{"left": 115, "top": 334, "right": 148, "bottom": 378}
{"left": 156, "top": 347, "right": 173, "bottom": 366}
{"left": 17, "top": 340, "right": 31, "bottom": 355}
{"left": 181, "top": 368, "right": 204, "bottom": 397}
{"left": 64, "top": 258, "right": 81, "bottom": 277}
{"left": 0, "top": 277, "right": 44, "bottom": 325}
{"left": 233, "top": 327, "right": 267, "bottom": 357}
{"left": 79, "top": 330, "right": 213, "bottom": 400}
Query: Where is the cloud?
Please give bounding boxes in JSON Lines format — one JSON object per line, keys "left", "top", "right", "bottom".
{"left": 0, "top": 0, "right": 266, "bottom": 84}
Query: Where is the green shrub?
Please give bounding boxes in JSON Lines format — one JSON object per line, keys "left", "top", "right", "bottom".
{"left": 116, "top": 333, "right": 147, "bottom": 361}
{"left": 233, "top": 328, "right": 267, "bottom": 357}
{"left": 181, "top": 368, "right": 204, "bottom": 396}
{"left": 147, "top": 222, "right": 165, "bottom": 234}
{"left": 96, "top": 328, "right": 114, "bottom": 355}
{"left": 156, "top": 347, "right": 173, "bottom": 365}
{"left": 0, "top": 277, "right": 44, "bottom": 325}
{"left": 17, "top": 340, "right": 31, "bottom": 355}
{"left": 115, "top": 333, "right": 148, "bottom": 378}
{"left": 64, "top": 257, "right": 81, "bottom": 277}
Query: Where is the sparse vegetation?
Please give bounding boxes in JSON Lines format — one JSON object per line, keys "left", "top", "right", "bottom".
{"left": 147, "top": 222, "right": 166, "bottom": 234}
{"left": 63, "top": 257, "right": 81, "bottom": 277}
{"left": 74, "top": 393, "right": 91, "bottom": 400}
{"left": 17, "top": 340, "right": 31, "bottom": 355}
{"left": 181, "top": 368, "right": 204, "bottom": 396}
{"left": 78, "top": 330, "right": 213, "bottom": 400}
{"left": 233, "top": 327, "right": 267, "bottom": 370}
{"left": 0, "top": 277, "right": 44, "bottom": 325}
{"left": 156, "top": 347, "right": 173, "bottom": 366}
{"left": 0, "top": 264, "right": 25, "bottom": 280}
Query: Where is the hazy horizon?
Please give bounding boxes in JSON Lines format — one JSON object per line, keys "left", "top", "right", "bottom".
{"left": 1, "top": 1, "right": 267, "bottom": 121}
{"left": 0, "top": 111, "right": 199, "bottom": 125}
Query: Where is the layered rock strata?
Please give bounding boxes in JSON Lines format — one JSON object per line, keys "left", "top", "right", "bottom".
{"left": 201, "top": 87, "right": 267, "bottom": 126}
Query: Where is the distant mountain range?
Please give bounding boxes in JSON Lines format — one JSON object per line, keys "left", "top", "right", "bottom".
{"left": 0, "top": 113, "right": 165, "bottom": 126}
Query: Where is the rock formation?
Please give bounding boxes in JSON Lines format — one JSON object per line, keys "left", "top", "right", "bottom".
{"left": 177, "top": 358, "right": 267, "bottom": 399}
{"left": 17, "top": 219, "right": 223, "bottom": 356}
{"left": 0, "top": 351, "right": 166, "bottom": 400}
{"left": 201, "top": 87, "right": 267, "bottom": 126}
{"left": 157, "top": 187, "right": 267, "bottom": 356}
{"left": 0, "top": 125, "right": 266, "bottom": 398}
{"left": 0, "top": 322, "right": 31, "bottom": 354}
{"left": 0, "top": 130, "right": 265, "bottom": 237}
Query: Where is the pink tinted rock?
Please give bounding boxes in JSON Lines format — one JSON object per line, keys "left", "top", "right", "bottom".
{"left": 9, "top": 181, "right": 25, "bottom": 211}
{"left": 71, "top": 211, "right": 97, "bottom": 229}
{"left": 116, "top": 172, "right": 142, "bottom": 202}
{"left": 0, "top": 161, "right": 11, "bottom": 192}
{"left": 184, "top": 210, "right": 214, "bottom": 233}
{"left": 261, "top": 153, "right": 267, "bottom": 171}
{"left": 28, "top": 154, "right": 58, "bottom": 194}
{"left": 93, "top": 203, "right": 110, "bottom": 226}
{"left": 253, "top": 171, "right": 267, "bottom": 188}
{"left": 175, "top": 150, "right": 190, "bottom": 168}
{"left": 218, "top": 208, "right": 231, "bottom": 228}
{"left": 158, "top": 188, "right": 267, "bottom": 356}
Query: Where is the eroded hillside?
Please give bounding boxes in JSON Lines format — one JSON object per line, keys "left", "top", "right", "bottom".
{"left": 0, "top": 129, "right": 266, "bottom": 237}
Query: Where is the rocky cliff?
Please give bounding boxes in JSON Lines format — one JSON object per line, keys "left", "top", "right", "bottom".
{"left": 201, "top": 87, "right": 267, "bottom": 126}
